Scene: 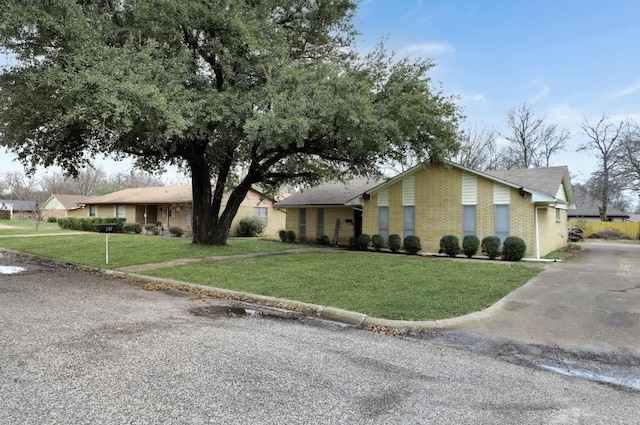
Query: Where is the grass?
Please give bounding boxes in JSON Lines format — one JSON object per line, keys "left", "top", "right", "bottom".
{"left": 0, "top": 223, "right": 543, "bottom": 320}
{"left": 0, "top": 229, "right": 302, "bottom": 269}
{"left": 141, "top": 252, "right": 542, "bottom": 320}
{"left": 0, "top": 219, "right": 80, "bottom": 235}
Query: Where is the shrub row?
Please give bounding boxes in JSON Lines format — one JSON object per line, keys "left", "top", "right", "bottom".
{"left": 438, "top": 234, "right": 526, "bottom": 261}
{"left": 349, "top": 234, "right": 422, "bottom": 254}
{"left": 278, "top": 230, "right": 296, "bottom": 243}
{"left": 58, "top": 217, "right": 126, "bottom": 232}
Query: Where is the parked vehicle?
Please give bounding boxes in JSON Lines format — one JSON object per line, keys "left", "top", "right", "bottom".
{"left": 568, "top": 226, "right": 584, "bottom": 242}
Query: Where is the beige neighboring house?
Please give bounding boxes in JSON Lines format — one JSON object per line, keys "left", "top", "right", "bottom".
{"left": 277, "top": 161, "right": 575, "bottom": 259}
{"left": 41, "top": 194, "right": 92, "bottom": 219}
{"left": 82, "top": 185, "right": 285, "bottom": 236}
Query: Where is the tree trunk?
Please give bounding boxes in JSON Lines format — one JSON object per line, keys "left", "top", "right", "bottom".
{"left": 189, "top": 156, "right": 258, "bottom": 245}
{"left": 190, "top": 158, "right": 214, "bottom": 245}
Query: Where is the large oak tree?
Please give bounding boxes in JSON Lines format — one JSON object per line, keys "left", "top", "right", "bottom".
{"left": 0, "top": 0, "right": 461, "bottom": 244}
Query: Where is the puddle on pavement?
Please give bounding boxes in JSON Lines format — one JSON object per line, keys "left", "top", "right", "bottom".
{"left": 0, "top": 265, "right": 26, "bottom": 275}
{"left": 539, "top": 363, "right": 640, "bottom": 391}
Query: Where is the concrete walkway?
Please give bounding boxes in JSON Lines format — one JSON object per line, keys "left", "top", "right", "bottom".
{"left": 455, "top": 242, "right": 640, "bottom": 355}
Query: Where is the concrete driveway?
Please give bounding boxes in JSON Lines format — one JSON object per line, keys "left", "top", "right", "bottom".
{"left": 458, "top": 241, "right": 640, "bottom": 356}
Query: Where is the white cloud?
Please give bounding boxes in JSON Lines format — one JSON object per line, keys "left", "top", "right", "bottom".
{"left": 402, "top": 42, "right": 454, "bottom": 56}
{"left": 614, "top": 80, "right": 640, "bottom": 98}
{"left": 529, "top": 80, "right": 550, "bottom": 103}
{"left": 548, "top": 104, "right": 582, "bottom": 124}
{"left": 472, "top": 94, "right": 487, "bottom": 104}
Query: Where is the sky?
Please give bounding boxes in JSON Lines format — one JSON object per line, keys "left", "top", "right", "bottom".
{"left": 2, "top": 0, "right": 640, "bottom": 185}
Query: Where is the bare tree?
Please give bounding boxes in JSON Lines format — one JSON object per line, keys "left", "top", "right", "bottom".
{"left": 102, "top": 170, "right": 165, "bottom": 194}
{"left": 577, "top": 115, "right": 625, "bottom": 221}
{"left": 1, "top": 171, "right": 41, "bottom": 201}
{"left": 619, "top": 119, "right": 640, "bottom": 193}
{"left": 39, "top": 168, "right": 107, "bottom": 195}
{"left": 499, "top": 103, "right": 568, "bottom": 169}
{"left": 451, "top": 125, "right": 499, "bottom": 170}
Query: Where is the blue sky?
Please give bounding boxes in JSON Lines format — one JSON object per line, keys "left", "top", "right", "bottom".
{"left": 355, "top": 0, "right": 640, "bottom": 182}
{"left": 2, "top": 0, "right": 640, "bottom": 184}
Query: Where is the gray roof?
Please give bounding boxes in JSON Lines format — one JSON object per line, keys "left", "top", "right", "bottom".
{"left": 0, "top": 200, "right": 38, "bottom": 211}
{"left": 275, "top": 178, "right": 384, "bottom": 207}
{"left": 484, "top": 166, "right": 569, "bottom": 200}
{"left": 569, "top": 186, "right": 629, "bottom": 219}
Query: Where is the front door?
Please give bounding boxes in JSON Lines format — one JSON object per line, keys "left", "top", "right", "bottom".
{"left": 354, "top": 209, "right": 363, "bottom": 238}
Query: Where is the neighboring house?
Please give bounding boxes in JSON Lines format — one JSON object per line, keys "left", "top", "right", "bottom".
{"left": 0, "top": 199, "right": 39, "bottom": 220}
{"left": 277, "top": 162, "right": 575, "bottom": 258}
{"left": 82, "top": 185, "right": 285, "bottom": 236}
{"left": 274, "top": 178, "right": 384, "bottom": 245}
{"left": 568, "top": 186, "right": 630, "bottom": 222}
{"left": 41, "top": 194, "right": 92, "bottom": 219}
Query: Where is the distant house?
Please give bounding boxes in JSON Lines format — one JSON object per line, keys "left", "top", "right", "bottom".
{"left": 82, "top": 185, "right": 285, "bottom": 236}
{"left": 274, "top": 178, "right": 384, "bottom": 244}
{"left": 0, "top": 199, "right": 39, "bottom": 220}
{"left": 277, "top": 161, "right": 575, "bottom": 258}
{"left": 41, "top": 194, "right": 92, "bottom": 219}
{"left": 568, "top": 186, "right": 630, "bottom": 222}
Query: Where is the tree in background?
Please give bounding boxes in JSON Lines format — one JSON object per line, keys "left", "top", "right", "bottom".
{"left": 451, "top": 125, "right": 499, "bottom": 170}
{"left": 619, "top": 119, "right": 640, "bottom": 195}
{"left": 578, "top": 115, "right": 625, "bottom": 221}
{"left": 39, "top": 168, "right": 164, "bottom": 195}
{"left": 0, "top": 171, "right": 42, "bottom": 202}
{"left": 0, "top": 0, "right": 461, "bottom": 245}
{"left": 499, "top": 103, "right": 569, "bottom": 169}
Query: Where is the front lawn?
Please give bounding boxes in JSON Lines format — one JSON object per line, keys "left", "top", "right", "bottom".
{"left": 0, "top": 232, "right": 302, "bottom": 269}
{"left": 141, "top": 252, "right": 542, "bottom": 320}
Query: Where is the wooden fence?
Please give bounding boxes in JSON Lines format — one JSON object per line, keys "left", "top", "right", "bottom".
{"left": 568, "top": 220, "right": 640, "bottom": 239}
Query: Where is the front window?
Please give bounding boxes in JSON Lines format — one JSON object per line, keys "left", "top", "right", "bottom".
{"left": 403, "top": 206, "right": 415, "bottom": 237}
{"left": 116, "top": 204, "right": 125, "bottom": 218}
{"left": 316, "top": 208, "right": 324, "bottom": 239}
{"left": 494, "top": 204, "right": 510, "bottom": 246}
{"left": 254, "top": 207, "right": 268, "bottom": 224}
{"left": 89, "top": 205, "right": 97, "bottom": 217}
{"left": 378, "top": 206, "right": 389, "bottom": 241}
{"left": 463, "top": 205, "right": 477, "bottom": 237}
{"left": 299, "top": 209, "right": 306, "bottom": 239}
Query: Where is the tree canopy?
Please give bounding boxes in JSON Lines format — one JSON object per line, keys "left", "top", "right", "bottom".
{"left": 0, "top": 0, "right": 462, "bottom": 244}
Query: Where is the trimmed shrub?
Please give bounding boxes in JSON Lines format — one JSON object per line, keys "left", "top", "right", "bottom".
{"left": 371, "top": 234, "right": 385, "bottom": 251}
{"left": 348, "top": 236, "right": 359, "bottom": 250}
{"left": 317, "top": 235, "right": 331, "bottom": 245}
{"left": 502, "top": 236, "right": 527, "bottom": 261}
{"left": 123, "top": 222, "right": 142, "bottom": 234}
{"left": 403, "top": 235, "right": 422, "bottom": 254}
{"left": 278, "top": 230, "right": 287, "bottom": 242}
{"left": 481, "top": 236, "right": 501, "bottom": 260}
{"left": 57, "top": 217, "right": 125, "bottom": 232}
{"left": 462, "top": 235, "right": 480, "bottom": 258}
{"left": 237, "top": 216, "right": 265, "bottom": 237}
{"left": 439, "top": 235, "right": 460, "bottom": 257}
{"left": 169, "top": 226, "right": 184, "bottom": 237}
{"left": 388, "top": 234, "right": 402, "bottom": 253}
{"left": 144, "top": 223, "right": 161, "bottom": 235}
{"left": 285, "top": 230, "right": 296, "bottom": 242}
{"left": 357, "top": 233, "right": 371, "bottom": 250}
{"left": 47, "top": 216, "right": 57, "bottom": 223}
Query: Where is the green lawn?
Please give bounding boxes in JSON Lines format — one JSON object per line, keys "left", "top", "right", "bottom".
{"left": 0, "top": 219, "right": 79, "bottom": 235}
{"left": 141, "top": 252, "right": 542, "bottom": 320}
{"left": 0, "top": 224, "right": 543, "bottom": 320}
{"left": 0, "top": 230, "right": 302, "bottom": 269}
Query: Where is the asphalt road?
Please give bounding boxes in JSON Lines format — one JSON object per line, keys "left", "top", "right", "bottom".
{"left": 1, "top": 250, "right": 639, "bottom": 424}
